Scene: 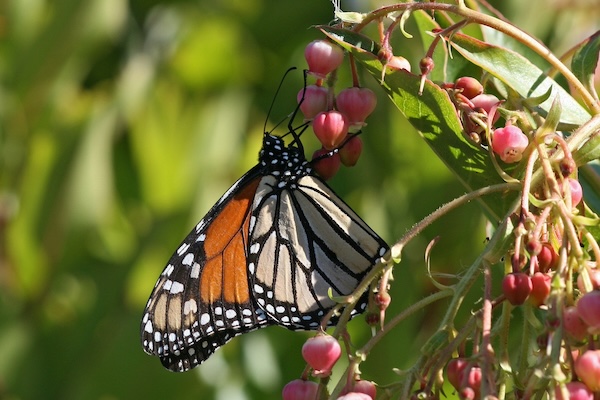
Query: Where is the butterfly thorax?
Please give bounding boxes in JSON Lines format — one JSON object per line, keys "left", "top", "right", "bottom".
{"left": 259, "top": 134, "right": 312, "bottom": 185}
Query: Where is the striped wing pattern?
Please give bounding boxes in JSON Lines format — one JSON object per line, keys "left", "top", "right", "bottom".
{"left": 140, "top": 134, "right": 388, "bottom": 371}
{"left": 141, "top": 171, "right": 273, "bottom": 371}
{"left": 248, "top": 174, "right": 387, "bottom": 329}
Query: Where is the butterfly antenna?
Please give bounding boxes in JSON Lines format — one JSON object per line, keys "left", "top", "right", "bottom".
{"left": 264, "top": 67, "right": 298, "bottom": 135}
{"left": 286, "top": 69, "right": 310, "bottom": 154}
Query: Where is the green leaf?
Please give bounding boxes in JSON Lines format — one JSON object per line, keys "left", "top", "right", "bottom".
{"left": 580, "top": 161, "right": 600, "bottom": 215}
{"left": 537, "top": 96, "right": 562, "bottom": 138}
{"left": 449, "top": 33, "right": 591, "bottom": 129}
{"left": 481, "top": 26, "right": 549, "bottom": 71}
{"left": 574, "top": 124, "right": 600, "bottom": 166}
{"left": 572, "top": 31, "right": 600, "bottom": 96}
{"left": 321, "top": 26, "right": 517, "bottom": 221}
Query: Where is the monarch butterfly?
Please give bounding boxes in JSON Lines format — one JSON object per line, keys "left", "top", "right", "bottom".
{"left": 140, "top": 100, "right": 388, "bottom": 372}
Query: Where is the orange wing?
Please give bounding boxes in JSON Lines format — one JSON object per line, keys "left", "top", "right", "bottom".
{"left": 141, "top": 172, "right": 272, "bottom": 372}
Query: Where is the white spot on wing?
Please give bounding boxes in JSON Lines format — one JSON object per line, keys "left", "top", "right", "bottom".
{"left": 170, "top": 281, "right": 184, "bottom": 294}
{"left": 182, "top": 253, "right": 194, "bottom": 266}
{"left": 190, "top": 262, "right": 200, "bottom": 279}
{"left": 200, "top": 313, "right": 210, "bottom": 325}
{"left": 163, "top": 264, "right": 175, "bottom": 276}
{"left": 177, "top": 243, "right": 190, "bottom": 256}
{"left": 183, "top": 299, "right": 197, "bottom": 314}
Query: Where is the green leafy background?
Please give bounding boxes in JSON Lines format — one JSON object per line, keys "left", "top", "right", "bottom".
{"left": 0, "top": 1, "right": 598, "bottom": 399}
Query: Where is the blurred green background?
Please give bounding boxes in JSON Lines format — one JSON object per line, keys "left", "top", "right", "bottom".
{"left": 0, "top": 1, "right": 598, "bottom": 399}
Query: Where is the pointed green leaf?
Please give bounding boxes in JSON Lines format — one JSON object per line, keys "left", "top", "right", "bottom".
{"left": 538, "top": 96, "right": 562, "bottom": 138}
{"left": 572, "top": 31, "right": 600, "bottom": 95}
{"left": 580, "top": 162, "right": 600, "bottom": 215}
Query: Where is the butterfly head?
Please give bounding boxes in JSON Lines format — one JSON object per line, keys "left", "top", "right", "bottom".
{"left": 259, "top": 134, "right": 311, "bottom": 176}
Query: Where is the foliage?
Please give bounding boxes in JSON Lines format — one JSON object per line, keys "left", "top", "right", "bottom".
{"left": 0, "top": 1, "right": 599, "bottom": 400}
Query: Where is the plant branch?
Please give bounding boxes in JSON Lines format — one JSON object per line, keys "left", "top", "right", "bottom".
{"left": 353, "top": 3, "right": 600, "bottom": 114}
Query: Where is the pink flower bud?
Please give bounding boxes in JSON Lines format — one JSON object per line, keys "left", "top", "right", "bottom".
{"left": 471, "top": 93, "right": 501, "bottom": 124}
{"left": 297, "top": 85, "right": 329, "bottom": 120}
{"left": 492, "top": 125, "right": 529, "bottom": 163}
{"left": 529, "top": 272, "right": 551, "bottom": 307}
{"left": 471, "top": 94, "right": 500, "bottom": 114}
{"left": 304, "top": 40, "right": 344, "bottom": 79}
{"left": 458, "top": 367, "right": 482, "bottom": 400}
{"left": 312, "top": 148, "right": 341, "bottom": 181}
{"left": 537, "top": 243, "right": 558, "bottom": 273}
{"left": 454, "top": 77, "right": 484, "bottom": 99}
{"left": 337, "top": 392, "right": 373, "bottom": 400}
{"left": 502, "top": 272, "right": 532, "bottom": 305}
{"left": 386, "top": 55, "right": 411, "bottom": 72}
{"left": 575, "top": 350, "right": 600, "bottom": 391}
{"left": 419, "top": 57, "right": 434, "bottom": 76}
{"left": 576, "top": 291, "right": 600, "bottom": 334}
{"left": 301, "top": 333, "right": 341, "bottom": 376}
{"left": 467, "top": 367, "right": 482, "bottom": 394}
{"left": 555, "top": 381, "right": 593, "bottom": 400}
{"left": 282, "top": 379, "right": 319, "bottom": 400}
{"left": 341, "top": 380, "right": 377, "bottom": 399}
{"left": 312, "top": 111, "right": 349, "bottom": 150}
{"left": 563, "top": 306, "right": 589, "bottom": 342}
{"left": 446, "top": 358, "right": 469, "bottom": 391}
{"left": 339, "top": 136, "right": 363, "bottom": 167}
{"left": 336, "top": 87, "right": 377, "bottom": 128}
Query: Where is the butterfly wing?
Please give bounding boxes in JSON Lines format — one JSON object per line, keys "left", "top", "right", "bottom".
{"left": 248, "top": 173, "right": 388, "bottom": 329}
{"left": 140, "top": 167, "right": 273, "bottom": 372}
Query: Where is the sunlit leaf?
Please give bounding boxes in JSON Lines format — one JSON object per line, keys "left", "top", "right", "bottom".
{"left": 572, "top": 31, "right": 600, "bottom": 95}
